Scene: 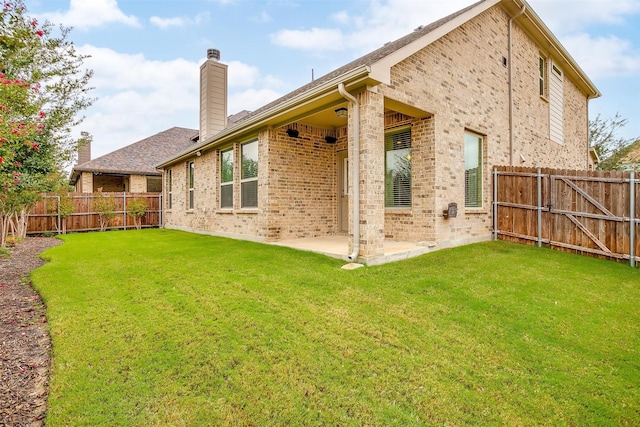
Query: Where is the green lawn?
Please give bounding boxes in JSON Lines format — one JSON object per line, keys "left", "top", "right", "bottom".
{"left": 33, "top": 229, "right": 639, "bottom": 426}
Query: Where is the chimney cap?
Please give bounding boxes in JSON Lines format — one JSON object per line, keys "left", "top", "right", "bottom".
{"left": 207, "top": 48, "right": 220, "bottom": 61}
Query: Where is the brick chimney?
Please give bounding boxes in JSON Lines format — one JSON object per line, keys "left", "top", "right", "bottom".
{"left": 199, "top": 48, "right": 228, "bottom": 141}
{"left": 77, "top": 132, "right": 91, "bottom": 165}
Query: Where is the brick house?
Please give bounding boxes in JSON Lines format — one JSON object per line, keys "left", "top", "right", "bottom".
{"left": 158, "top": 0, "right": 600, "bottom": 264}
{"left": 70, "top": 127, "right": 198, "bottom": 193}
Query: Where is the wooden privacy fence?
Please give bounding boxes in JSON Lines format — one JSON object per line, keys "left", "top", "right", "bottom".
{"left": 27, "top": 192, "right": 162, "bottom": 234}
{"left": 493, "top": 167, "right": 639, "bottom": 267}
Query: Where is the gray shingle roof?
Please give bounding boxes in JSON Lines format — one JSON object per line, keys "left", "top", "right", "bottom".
{"left": 74, "top": 127, "right": 198, "bottom": 176}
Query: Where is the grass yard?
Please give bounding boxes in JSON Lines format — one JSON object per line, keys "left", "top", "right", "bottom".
{"left": 33, "top": 229, "right": 639, "bottom": 426}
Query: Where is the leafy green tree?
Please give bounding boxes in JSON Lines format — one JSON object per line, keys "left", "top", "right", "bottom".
{"left": 589, "top": 113, "right": 637, "bottom": 170}
{"left": 94, "top": 192, "right": 117, "bottom": 232}
{"left": 0, "top": 0, "right": 93, "bottom": 246}
{"left": 48, "top": 182, "right": 74, "bottom": 234}
{"left": 127, "top": 198, "right": 147, "bottom": 230}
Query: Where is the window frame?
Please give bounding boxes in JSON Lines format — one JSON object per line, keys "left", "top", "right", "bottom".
{"left": 464, "top": 130, "right": 484, "bottom": 209}
{"left": 384, "top": 126, "right": 412, "bottom": 209}
{"left": 539, "top": 55, "right": 548, "bottom": 99}
{"left": 240, "top": 139, "right": 258, "bottom": 209}
{"left": 220, "top": 148, "right": 234, "bottom": 209}
{"left": 187, "top": 161, "right": 195, "bottom": 210}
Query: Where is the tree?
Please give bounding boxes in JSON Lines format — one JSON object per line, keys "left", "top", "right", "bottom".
{"left": 94, "top": 191, "right": 117, "bottom": 232}
{"left": 589, "top": 113, "right": 637, "bottom": 170}
{"left": 48, "top": 182, "right": 74, "bottom": 234}
{"left": 0, "top": 0, "right": 93, "bottom": 246}
{"left": 127, "top": 198, "right": 147, "bottom": 230}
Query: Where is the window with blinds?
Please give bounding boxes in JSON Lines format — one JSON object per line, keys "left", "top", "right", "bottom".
{"left": 464, "top": 131, "right": 483, "bottom": 208}
{"left": 384, "top": 127, "right": 412, "bottom": 208}
{"left": 241, "top": 140, "right": 258, "bottom": 208}
{"left": 220, "top": 148, "right": 233, "bottom": 209}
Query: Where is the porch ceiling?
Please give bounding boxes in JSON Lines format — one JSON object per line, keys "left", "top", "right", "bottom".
{"left": 289, "top": 96, "right": 432, "bottom": 130}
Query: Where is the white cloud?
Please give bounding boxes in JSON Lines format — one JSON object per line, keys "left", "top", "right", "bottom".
{"left": 561, "top": 33, "right": 640, "bottom": 79}
{"left": 150, "top": 16, "right": 186, "bottom": 29}
{"left": 149, "top": 11, "right": 210, "bottom": 29}
{"left": 73, "top": 45, "right": 285, "bottom": 157}
{"left": 270, "top": 28, "right": 345, "bottom": 51}
{"left": 251, "top": 11, "right": 272, "bottom": 23}
{"left": 531, "top": 0, "right": 640, "bottom": 34}
{"left": 40, "top": 0, "right": 140, "bottom": 30}
{"left": 79, "top": 45, "right": 198, "bottom": 92}
{"left": 75, "top": 45, "right": 200, "bottom": 157}
{"left": 229, "top": 88, "right": 282, "bottom": 113}
{"left": 227, "top": 61, "right": 261, "bottom": 87}
{"left": 269, "top": 0, "right": 472, "bottom": 53}
{"left": 331, "top": 10, "right": 350, "bottom": 25}
{"left": 263, "top": 75, "right": 287, "bottom": 90}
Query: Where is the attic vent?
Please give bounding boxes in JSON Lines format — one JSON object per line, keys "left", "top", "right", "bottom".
{"left": 414, "top": 25, "right": 424, "bottom": 31}
{"left": 207, "top": 48, "right": 220, "bottom": 61}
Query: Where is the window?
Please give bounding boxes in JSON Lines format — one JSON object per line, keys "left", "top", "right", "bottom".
{"left": 220, "top": 148, "right": 233, "bottom": 209}
{"left": 187, "top": 161, "right": 195, "bottom": 210}
{"left": 241, "top": 140, "right": 258, "bottom": 208}
{"left": 384, "top": 127, "right": 411, "bottom": 208}
{"left": 464, "top": 131, "right": 483, "bottom": 208}
{"left": 539, "top": 56, "right": 548, "bottom": 98}
{"left": 166, "top": 169, "right": 172, "bottom": 209}
{"left": 147, "top": 176, "right": 162, "bottom": 192}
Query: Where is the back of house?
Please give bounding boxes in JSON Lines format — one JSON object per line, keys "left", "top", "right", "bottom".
{"left": 157, "top": 0, "right": 599, "bottom": 264}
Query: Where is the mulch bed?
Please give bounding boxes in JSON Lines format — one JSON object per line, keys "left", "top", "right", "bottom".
{"left": 0, "top": 237, "right": 62, "bottom": 427}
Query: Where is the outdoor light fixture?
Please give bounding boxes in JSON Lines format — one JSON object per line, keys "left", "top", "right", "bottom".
{"left": 325, "top": 136, "right": 337, "bottom": 144}
{"left": 335, "top": 107, "right": 348, "bottom": 118}
{"left": 286, "top": 128, "right": 299, "bottom": 138}
{"left": 195, "top": 150, "right": 202, "bottom": 157}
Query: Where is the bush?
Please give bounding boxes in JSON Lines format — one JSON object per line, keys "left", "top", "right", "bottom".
{"left": 94, "top": 192, "right": 117, "bottom": 231}
{"left": 127, "top": 198, "right": 147, "bottom": 230}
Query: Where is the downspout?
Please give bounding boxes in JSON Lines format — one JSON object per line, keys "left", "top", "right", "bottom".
{"left": 338, "top": 82, "right": 360, "bottom": 261}
{"left": 508, "top": 4, "right": 526, "bottom": 166}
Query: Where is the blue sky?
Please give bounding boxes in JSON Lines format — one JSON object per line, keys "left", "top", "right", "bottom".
{"left": 24, "top": 0, "right": 640, "bottom": 160}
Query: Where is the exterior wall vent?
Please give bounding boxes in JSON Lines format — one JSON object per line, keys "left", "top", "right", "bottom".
{"left": 207, "top": 48, "right": 220, "bottom": 61}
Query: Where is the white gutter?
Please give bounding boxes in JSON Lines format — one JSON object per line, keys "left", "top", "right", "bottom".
{"left": 508, "top": 4, "right": 526, "bottom": 166}
{"left": 338, "top": 83, "right": 360, "bottom": 261}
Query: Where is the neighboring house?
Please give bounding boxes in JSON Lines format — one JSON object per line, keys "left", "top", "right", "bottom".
{"left": 70, "top": 127, "right": 198, "bottom": 193}
{"left": 157, "top": 0, "right": 600, "bottom": 264}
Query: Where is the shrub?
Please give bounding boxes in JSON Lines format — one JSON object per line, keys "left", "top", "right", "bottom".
{"left": 127, "top": 198, "right": 147, "bottom": 230}
{"left": 94, "top": 192, "right": 117, "bottom": 231}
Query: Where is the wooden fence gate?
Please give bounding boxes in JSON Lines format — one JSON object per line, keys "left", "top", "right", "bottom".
{"left": 493, "top": 167, "right": 639, "bottom": 266}
{"left": 27, "top": 192, "right": 162, "bottom": 234}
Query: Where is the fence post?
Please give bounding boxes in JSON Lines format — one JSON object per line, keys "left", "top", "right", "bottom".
{"left": 159, "top": 193, "right": 163, "bottom": 228}
{"left": 493, "top": 168, "right": 498, "bottom": 241}
{"left": 537, "top": 168, "right": 542, "bottom": 247}
{"left": 630, "top": 171, "right": 636, "bottom": 268}
{"left": 123, "top": 192, "right": 127, "bottom": 229}
{"left": 56, "top": 195, "right": 61, "bottom": 235}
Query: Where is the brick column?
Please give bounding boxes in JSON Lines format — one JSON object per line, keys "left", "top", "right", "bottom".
{"left": 258, "top": 128, "right": 278, "bottom": 241}
{"left": 352, "top": 88, "right": 385, "bottom": 258}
